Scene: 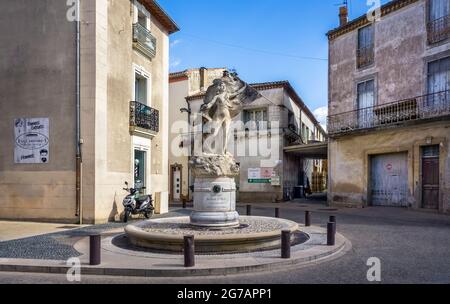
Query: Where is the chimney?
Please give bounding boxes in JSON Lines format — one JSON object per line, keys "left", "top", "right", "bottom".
{"left": 339, "top": 6, "right": 348, "bottom": 26}
{"left": 199, "top": 67, "right": 207, "bottom": 91}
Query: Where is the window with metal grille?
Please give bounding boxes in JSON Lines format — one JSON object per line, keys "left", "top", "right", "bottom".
{"left": 357, "top": 24, "right": 374, "bottom": 68}
{"left": 428, "top": 0, "right": 450, "bottom": 44}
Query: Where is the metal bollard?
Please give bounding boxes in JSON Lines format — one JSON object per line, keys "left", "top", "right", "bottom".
{"left": 89, "top": 234, "right": 101, "bottom": 266}
{"left": 246, "top": 205, "right": 252, "bottom": 216}
{"left": 182, "top": 199, "right": 187, "bottom": 209}
{"left": 327, "top": 222, "right": 336, "bottom": 246}
{"left": 184, "top": 235, "right": 195, "bottom": 267}
{"left": 305, "top": 211, "right": 311, "bottom": 227}
{"left": 275, "top": 207, "right": 280, "bottom": 218}
{"left": 281, "top": 230, "right": 291, "bottom": 259}
{"left": 329, "top": 215, "right": 336, "bottom": 223}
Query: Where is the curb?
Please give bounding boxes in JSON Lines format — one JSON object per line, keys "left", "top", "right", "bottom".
{"left": 0, "top": 235, "right": 350, "bottom": 277}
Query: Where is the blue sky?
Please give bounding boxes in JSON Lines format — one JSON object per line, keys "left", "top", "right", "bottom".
{"left": 159, "top": 0, "right": 390, "bottom": 125}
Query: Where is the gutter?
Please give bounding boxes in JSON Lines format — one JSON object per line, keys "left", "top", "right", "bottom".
{"left": 75, "top": 0, "right": 83, "bottom": 225}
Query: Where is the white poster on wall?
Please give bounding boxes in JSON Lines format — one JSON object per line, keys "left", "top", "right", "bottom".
{"left": 14, "top": 118, "right": 49, "bottom": 164}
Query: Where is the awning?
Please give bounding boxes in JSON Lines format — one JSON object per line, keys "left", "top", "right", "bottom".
{"left": 283, "top": 142, "right": 328, "bottom": 159}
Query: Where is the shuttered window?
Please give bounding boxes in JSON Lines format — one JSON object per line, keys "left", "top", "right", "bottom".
{"left": 357, "top": 25, "right": 374, "bottom": 68}
{"left": 428, "top": 56, "right": 450, "bottom": 94}
{"left": 430, "top": 0, "right": 450, "bottom": 21}
{"left": 428, "top": 0, "right": 450, "bottom": 44}
{"left": 357, "top": 79, "right": 375, "bottom": 128}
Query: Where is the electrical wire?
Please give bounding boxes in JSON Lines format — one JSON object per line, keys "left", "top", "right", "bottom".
{"left": 182, "top": 33, "right": 328, "bottom": 62}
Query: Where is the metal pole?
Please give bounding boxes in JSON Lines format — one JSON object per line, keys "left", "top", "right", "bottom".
{"left": 275, "top": 207, "right": 280, "bottom": 218}
{"left": 329, "top": 215, "right": 336, "bottom": 223}
{"left": 184, "top": 235, "right": 195, "bottom": 267}
{"left": 182, "top": 198, "right": 187, "bottom": 209}
{"left": 89, "top": 234, "right": 101, "bottom": 265}
{"left": 246, "top": 205, "right": 251, "bottom": 216}
{"left": 281, "top": 230, "right": 291, "bottom": 259}
{"left": 327, "top": 222, "right": 336, "bottom": 246}
{"left": 305, "top": 211, "right": 311, "bottom": 227}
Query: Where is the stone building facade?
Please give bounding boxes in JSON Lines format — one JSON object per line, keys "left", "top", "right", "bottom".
{"left": 0, "top": 0, "right": 178, "bottom": 223}
{"left": 170, "top": 69, "right": 326, "bottom": 203}
{"left": 327, "top": 0, "right": 450, "bottom": 213}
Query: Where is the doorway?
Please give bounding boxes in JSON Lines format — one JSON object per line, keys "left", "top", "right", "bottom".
{"left": 370, "top": 153, "right": 408, "bottom": 207}
{"left": 422, "top": 145, "right": 440, "bottom": 209}
{"left": 171, "top": 165, "right": 182, "bottom": 201}
{"left": 134, "top": 149, "right": 146, "bottom": 191}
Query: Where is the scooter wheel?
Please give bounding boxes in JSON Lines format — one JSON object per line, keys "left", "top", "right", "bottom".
{"left": 124, "top": 210, "right": 131, "bottom": 223}
{"left": 144, "top": 210, "right": 154, "bottom": 219}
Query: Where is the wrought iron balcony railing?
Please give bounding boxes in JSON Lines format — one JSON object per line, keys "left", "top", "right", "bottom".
{"left": 327, "top": 90, "right": 450, "bottom": 136}
{"left": 427, "top": 14, "right": 450, "bottom": 44}
{"left": 133, "top": 23, "right": 157, "bottom": 59}
{"left": 130, "top": 101, "right": 159, "bottom": 133}
{"left": 357, "top": 44, "right": 374, "bottom": 68}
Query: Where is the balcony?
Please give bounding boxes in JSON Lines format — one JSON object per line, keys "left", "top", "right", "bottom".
{"left": 427, "top": 15, "right": 450, "bottom": 44}
{"left": 133, "top": 23, "right": 157, "bottom": 59}
{"left": 327, "top": 90, "right": 450, "bottom": 136}
{"left": 130, "top": 101, "right": 159, "bottom": 138}
{"left": 357, "top": 44, "right": 374, "bottom": 68}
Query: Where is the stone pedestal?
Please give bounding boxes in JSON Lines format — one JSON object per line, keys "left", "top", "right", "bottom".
{"left": 190, "top": 177, "right": 239, "bottom": 228}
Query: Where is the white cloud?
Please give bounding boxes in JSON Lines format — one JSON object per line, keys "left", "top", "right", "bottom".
{"left": 313, "top": 106, "right": 328, "bottom": 131}
{"left": 170, "top": 59, "right": 181, "bottom": 68}
{"left": 170, "top": 39, "right": 181, "bottom": 48}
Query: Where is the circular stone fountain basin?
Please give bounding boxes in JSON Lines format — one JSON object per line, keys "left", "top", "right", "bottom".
{"left": 124, "top": 216, "right": 300, "bottom": 254}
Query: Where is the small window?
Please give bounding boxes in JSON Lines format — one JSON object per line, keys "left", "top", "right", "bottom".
{"left": 422, "top": 145, "right": 440, "bottom": 158}
{"left": 357, "top": 25, "right": 374, "bottom": 68}
{"left": 138, "top": 11, "right": 147, "bottom": 28}
{"left": 135, "top": 72, "right": 148, "bottom": 105}
{"left": 243, "top": 108, "right": 268, "bottom": 129}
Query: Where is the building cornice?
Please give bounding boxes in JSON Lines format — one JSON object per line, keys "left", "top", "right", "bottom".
{"left": 327, "top": 0, "right": 419, "bottom": 41}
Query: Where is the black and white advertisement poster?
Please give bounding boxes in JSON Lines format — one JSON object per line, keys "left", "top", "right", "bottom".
{"left": 14, "top": 118, "right": 49, "bottom": 164}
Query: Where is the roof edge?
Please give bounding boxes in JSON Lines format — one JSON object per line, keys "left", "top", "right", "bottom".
{"left": 327, "top": 0, "right": 419, "bottom": 41}
{"left": 139, "top": 0, "right": 180, "bottom": 34}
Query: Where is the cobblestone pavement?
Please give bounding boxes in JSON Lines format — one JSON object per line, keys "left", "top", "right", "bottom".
{"left": 1, "top": 202, "right": 450, "bottom": 284}
{"left": 0, "top": 209, "right": 191, "bottom": 260}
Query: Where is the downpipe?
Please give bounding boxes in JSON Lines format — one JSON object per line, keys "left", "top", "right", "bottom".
{"left": 75, "top": 0, "right": 83, "bottom": 225}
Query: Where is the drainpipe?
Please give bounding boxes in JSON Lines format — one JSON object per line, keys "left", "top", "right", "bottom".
{"left": 75, "top": 0, "right": 83, "bottom": 225}
{"left": 181, "top": 99, "right": 192, "bottom": 200}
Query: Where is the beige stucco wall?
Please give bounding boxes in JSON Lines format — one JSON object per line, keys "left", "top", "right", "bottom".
{"left": 89, "top": 0, "right": 170, "bottom": 223}
{"left": 0, "top": 0, "right": 171, "bottom": 223}
{"left": 0, "top": 0, "right": 77, "bottom": 222}
{"left": 168, "top": 79, "right": 190, "bottom": 200}
{"left": 329, "top": 122, "right": 450, "bottom": 212}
